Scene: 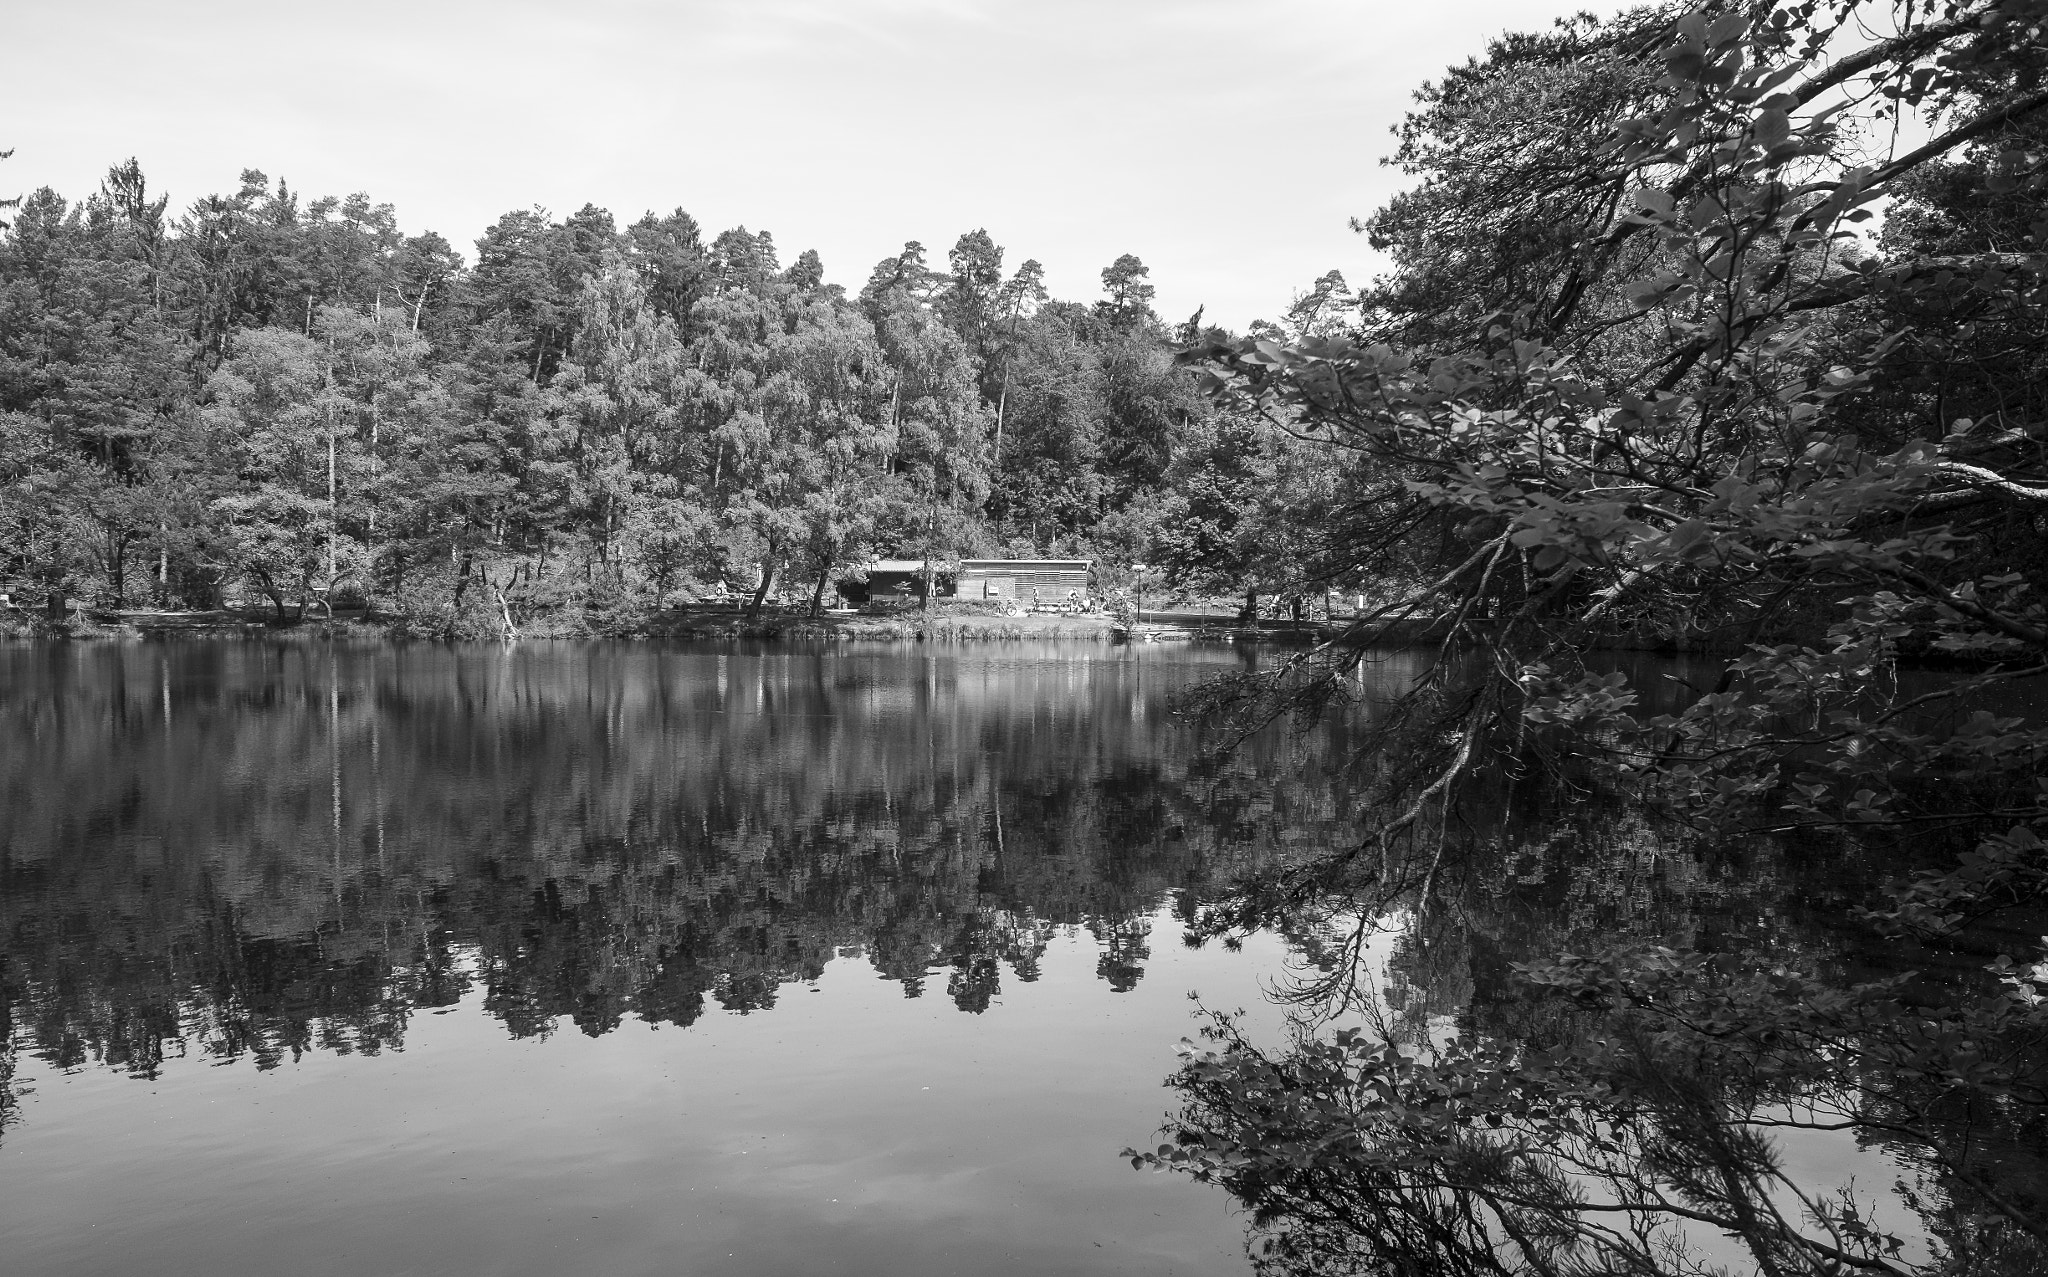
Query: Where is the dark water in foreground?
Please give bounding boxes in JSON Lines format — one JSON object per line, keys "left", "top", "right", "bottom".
{"left": 0, "top": 640, "right": 1383, "bottom": 1277}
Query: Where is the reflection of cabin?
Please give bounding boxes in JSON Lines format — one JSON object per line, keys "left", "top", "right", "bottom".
{"left": 958, "top": 559, "right": 1093, "bottom": 606}
{"left": 840, "top": 558, "right": 1093, "bottom": 606}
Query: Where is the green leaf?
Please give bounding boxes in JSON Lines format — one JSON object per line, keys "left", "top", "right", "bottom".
{"left": 1754, "top": 108, "right": 1790, "bottom": 150}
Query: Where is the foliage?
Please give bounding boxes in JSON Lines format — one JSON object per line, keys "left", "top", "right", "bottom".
{"left": 1144, "top": 1, "right": 2048, "bottom": 1272}
{"left": 0, "top": 168, "right": 1230, "bottom": 627}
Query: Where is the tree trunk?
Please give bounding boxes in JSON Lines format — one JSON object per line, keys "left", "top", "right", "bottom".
{"left": 994, "top": 358, "right": 1011, "bottom": 464}
{"left": 746, "top": 555, "right": 777, "bottom": 620}
{"left": 993, "top": 295, "right": 1026, "bottom": 466}
{"left": 1242, "top": 590, "right": 1258, "bottom": 625}
{"left": 810, "top": 552, "right": 833, "bottom": 617}
{"left": 368, "top": 395, "right": 379, "bottom": 540}
{"left": 110, "top": 535, "right": 127, "bottom": 609}
{"left": 490, "top": 571, "right": 520, "bottom": 640}
{"left": 326, "top": 405, "right": 338, "bottom": 597}
{"left": 922, "top": 481, "right": 939, "bottom": 622}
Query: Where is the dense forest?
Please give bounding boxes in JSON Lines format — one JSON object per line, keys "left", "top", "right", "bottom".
{"left": 0, "top": 161, "right": 1353, "bottom": 632}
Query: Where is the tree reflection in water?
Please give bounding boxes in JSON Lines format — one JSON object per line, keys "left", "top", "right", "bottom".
{"left": 0, "top": 640, "right": 1379, "bottom": 1121}
{"left": 1141, "top": 657, "right": 2048, "bottom": 1276}
{"left": 11, "top": 642, "right": 2028, "bottom": 1275}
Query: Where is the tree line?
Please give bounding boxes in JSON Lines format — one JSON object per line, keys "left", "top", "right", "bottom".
{"left": 0, "top": 162, "right": 1354, "bottom": 631}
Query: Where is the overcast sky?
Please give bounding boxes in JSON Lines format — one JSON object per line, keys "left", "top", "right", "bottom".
{"left": 5, "top": 0, "right": 1621, "bottom": 330}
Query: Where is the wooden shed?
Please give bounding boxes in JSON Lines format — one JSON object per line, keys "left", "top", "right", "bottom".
{"left": 842, "top": 558, "right": 1094, "bottom": 606}
{"left": 957, "top": 559, "right": 1093, "bottom": 607}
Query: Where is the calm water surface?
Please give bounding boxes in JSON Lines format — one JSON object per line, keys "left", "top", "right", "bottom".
{"left": 1, "top": 640, "right": 1379, "bottom": 1277}
{"left": 5, "top": 640, "right": 1966, "bottom": 1275}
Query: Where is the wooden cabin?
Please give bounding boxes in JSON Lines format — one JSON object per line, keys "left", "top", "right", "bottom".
{"left": 957, "top": 559, "right": 1093, "bottom": 607}
{"left": 840, "top": 558, "right": 1094, "bottom": 607}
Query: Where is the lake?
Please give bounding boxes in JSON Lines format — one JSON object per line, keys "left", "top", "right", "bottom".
{"left": 2, "top": 639, "right": 1969, "bottom": 1276}
{"left": 0, "top": 640, "right": 1392, "bottom": 1277}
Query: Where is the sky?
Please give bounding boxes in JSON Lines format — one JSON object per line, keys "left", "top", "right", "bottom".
{"left": 4, "top": 0, "right": 1624, "bottom": 330}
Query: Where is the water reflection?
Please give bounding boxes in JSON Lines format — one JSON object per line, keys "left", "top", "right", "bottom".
{"left": 6, "top": 641, "right": 2008, "bottom": 1276}
{"left": 0, "top": 641, "right": 1381, "bottom": 1111}
{"left": 1147, "top": 653, "right": 2048, "bottom": 1277}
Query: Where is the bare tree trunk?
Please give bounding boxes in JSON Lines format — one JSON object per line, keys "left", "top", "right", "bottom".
{"left": 922, "top": 479, "right": 939, "bottom": 623}
{"left": 489, "top": 570, "right": 520, "bottom": 640}
{"left": 326, "top": 392, "right": 338, "bottom": 601}
{"left": 368, "top": 393, "right": 379, "bottom": 540}
{"left": 993, "top": 292, "right": 1026, "bottom": 467}
{"left": 993, "top": 359, "right": 1011, "bottom": 465}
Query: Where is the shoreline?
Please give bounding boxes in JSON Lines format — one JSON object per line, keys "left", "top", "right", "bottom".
{"left": 2, "top": 606, "right": 1389, "bottom": 646}
{"left": 1, "top": 606, "right": 1957, "bottom": 660}
{"left": 0, "top": 606, "right": 1133, "bottom": 645}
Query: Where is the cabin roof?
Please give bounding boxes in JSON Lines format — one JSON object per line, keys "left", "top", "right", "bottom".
{"left": 958, "top": 559, "right": 1092, "bottom": 571}
{"left": 863, "top": 558, "right": 1093, "bottom": 574}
